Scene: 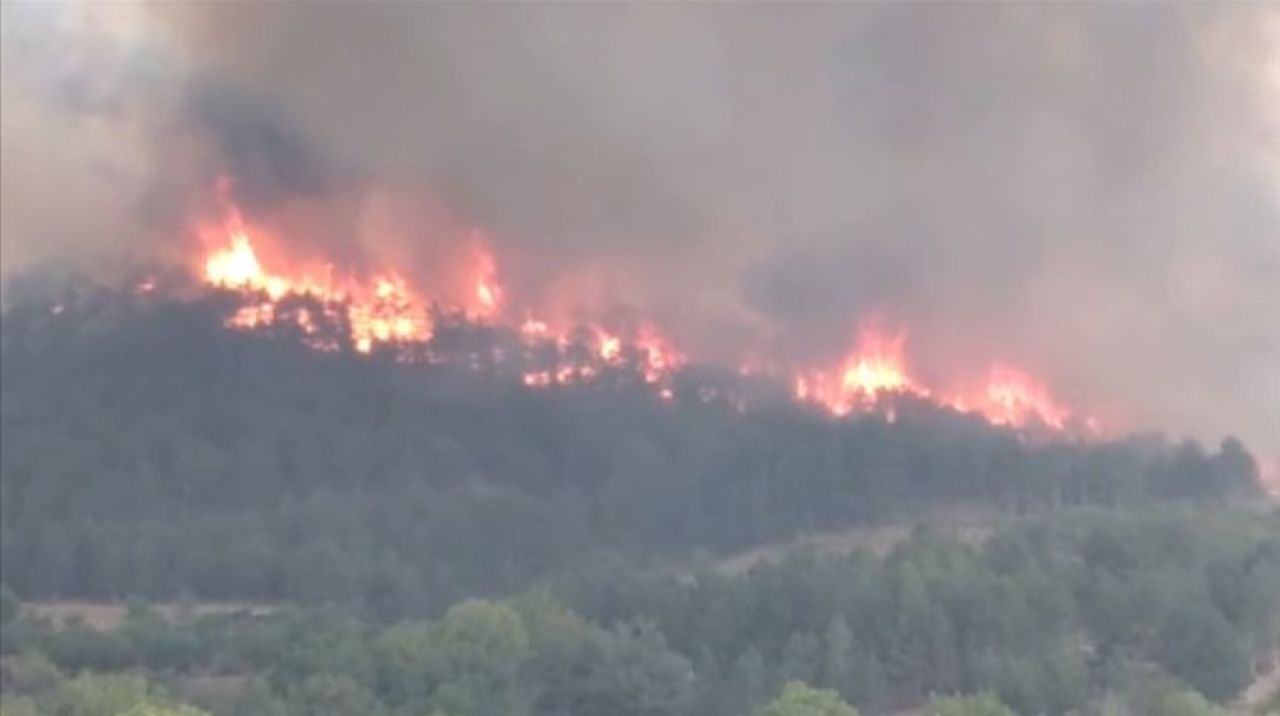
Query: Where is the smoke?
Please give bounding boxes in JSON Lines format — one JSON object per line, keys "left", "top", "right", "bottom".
{"left": 2, "top": 3, "right": 1277, "bottom": 460}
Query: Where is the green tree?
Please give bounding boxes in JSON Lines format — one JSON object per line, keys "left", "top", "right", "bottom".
{"left": 50, "top": 673, "right": 150, "bottom": 716}
{"left": 372, "top": 621, "right": 435, "bottom": 709}
{"left": 1151, "top": 689, "right": 1228, "bottom": 716}
{"left": 425, "top": 600, "right": 532, "bottom": 716}
{"left": 120, "top": 704, "right": 211, "bottom": 716}
{"left": 820, "top": 616, "right": 853, "bottom": 696}
{"left": 780, "top": 632, "right": 821, "bottom": 686}
{"left": 1157, "top": 604, "right": 1250, "bottom": 701}
{"left": 729, "top": 647, "right": 769, "bottom": 714}
{"left": 0, "top": 696, "right": 39, "bottom": 716}
{"left": 0, "top": 585, "right": 18, "bottom": 624}
{"left": 755, "top": 681, "right": 859, "bottom": 716}
{"left": 1, "top": 650, "right": 63, "bottom": 696}
{"left": 923, "top": 692, "right": 1016, "bottom": 716}
{"left": 284, "top": 673, "right": 384, "bottom": 716}
{"left": 574, "top": 620, "right": 694, "bottom": 716}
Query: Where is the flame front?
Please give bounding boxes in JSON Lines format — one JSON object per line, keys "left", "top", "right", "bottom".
{"left": 470, "top": 241, "right": 504, "bottom": 319}
{"left": 974, "top": 365, "right": 1070, "bottom": 430}
{"left": 794, "top": 326, "right": 922, "bottom": 416}
{"left": 206, "top": 231, "right": 270, "bottom": 293}
{"left": 199, "top": 210, "right": 432, "bottom": 353}
{"left": 184, "top": 198, "right": 1093, "bottom": 433}
{"left": 791, "top": 325, "right": 1090, "bottom": 431}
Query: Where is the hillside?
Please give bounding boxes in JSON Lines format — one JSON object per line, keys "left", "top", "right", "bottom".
{"left": 0, "top": 287, "right": 1262, "bottom": 618}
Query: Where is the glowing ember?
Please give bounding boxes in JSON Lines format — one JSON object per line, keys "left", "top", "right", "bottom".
{"left": 134, "top": 276, "right": 157, "bottom": 294}
{"left": 599, "top": 333, "right": 622, "bottom": 362}
{"left": 521, "top": 316, "right": 550, "bottom": 338}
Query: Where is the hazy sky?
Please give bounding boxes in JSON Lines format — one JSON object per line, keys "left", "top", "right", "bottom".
{"left": 2, "top": 3, "right": 1277, "bottom": 464}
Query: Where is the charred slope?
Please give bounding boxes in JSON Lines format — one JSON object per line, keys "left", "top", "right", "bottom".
{"left": 0, "top": 288, "right": 1262, "bottom": 616}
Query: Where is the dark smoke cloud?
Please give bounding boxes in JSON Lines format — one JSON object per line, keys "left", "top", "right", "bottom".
{"left": 2, "top": 3, "right": 1277, "bottom": 462}
{"left": 185, "top": 81, "right": 337, "bottom": 213}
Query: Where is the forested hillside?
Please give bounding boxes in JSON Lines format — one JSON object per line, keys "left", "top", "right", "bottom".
{"left": 3, "top": 511, "right": 1278, "bottom": 715}
{"left": 0, "top": 287, "right": 1262, "bottom": 615}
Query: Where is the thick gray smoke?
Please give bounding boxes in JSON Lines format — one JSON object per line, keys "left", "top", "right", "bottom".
{"left": 2, "top": 3, "right": 1277, "bottom": 464}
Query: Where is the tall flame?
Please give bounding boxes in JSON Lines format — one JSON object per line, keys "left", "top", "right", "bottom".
{"left": 975, "top": 365, "right": 1070, "bottom": 430}
{"left": 182, "top": 196, "right": 1094, "bottom": 433}
{"left": 794, "top": 325, "right": 923, "bottom": 416}
{"left": 791, "top": 325, "right": 1090, "bottom": 431}
{"left": 470, "top": 239, "right": 504, "bottom": 319}
{"left": 198, "top": 208, "right": 432, "bottom": 353}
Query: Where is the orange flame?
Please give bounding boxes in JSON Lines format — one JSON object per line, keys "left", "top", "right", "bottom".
{"left": 184, "top": 193, "right": 1096, "bottom": 433}
{"left": 794, "top": 325, "right": 923, "bottom": 416}
{"left": 470, "top": 241, "right": 504, "bottom": 319}
{"left": 975, "top": 365, "right": 1070, "bottom": 429}
{"left": 197, "top": 209, "right": 431, "bottom": 353}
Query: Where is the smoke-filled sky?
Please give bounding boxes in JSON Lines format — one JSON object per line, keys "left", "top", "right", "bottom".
{"left": 2, "top": 3, "right": 1277, "bottom": 463}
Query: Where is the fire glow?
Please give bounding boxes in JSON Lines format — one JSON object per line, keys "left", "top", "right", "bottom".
{"left": 186, "top": 201, "right": 1092, "bottom": 433}
{"left": 794, "top": 327, "right": 923, "bottom": 416}
{"left": 200, "top": 212, "right": 432, "bottom": 354}
{"left": 791, "top": 328, "right": 1079, "bottom": 430}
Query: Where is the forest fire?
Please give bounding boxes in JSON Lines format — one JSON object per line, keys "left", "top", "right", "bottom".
{"left": 183, "top": 200, "right": 1090, "bottom": 433}
{"left": 793, "top": 326, "right": 923, "bottom": 416}
{"left": 966, "top": 365, "right": 1071, "bottom": 430}
{"left": 790, "top": 327, "right": 1084, "bottom": 431}
{"left": 190, "top": 202, "right": 690, "bottom": 391}
{"left": 200, "top": 213, "right": 433, "bottom": 353}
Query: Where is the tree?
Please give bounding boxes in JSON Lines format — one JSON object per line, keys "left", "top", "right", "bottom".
{"left": 284, "top": 674, "right": 384, "bottom": 716}
{"left": 780, "top": 632, "right": 821, "bottom": 686}
{"left": 729, "top": 647, "right": 769, "bottom": 714}
{"left": 923, "top": 692, "right": 1016, "bottom": 716}
{"left": 820, "top": 616, "right": 853, "bottom": 695}
{"left": 1, "top": 650, "right": 63, "bottom": 696}
{"left": 0, "top": 585, "right": 18, "bottom": 625}
{"left": 755, "top": 681, "right": 859, "bottom": 716}
{"left": 120, "top": 705, "right": 211, "bottom": 716}
{"left": 573, "top": 620, "right": 694, "bottom": 716}
{"left": 0, "top": 697, "right": 39, "bottom": 716}
{"left": 1151, "top": 690, "right": 1228, "bottom": 716}
{"left": 1157, "top": 604, "right": 1250, "bottom": 701}
{"left": 372, "top": 621, "right": 435, "bottom": 709}
{"left": 50, "top": 673, "right": 151, "bottom": 716}
{"left": 425, "top": 600, "right": 532, "bottom": 716}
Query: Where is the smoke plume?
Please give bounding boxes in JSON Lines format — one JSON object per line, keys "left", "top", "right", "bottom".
{"left": 2, "top": 3, "right": 1277, "bottom": 464}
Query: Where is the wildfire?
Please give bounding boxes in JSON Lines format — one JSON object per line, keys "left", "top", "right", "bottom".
{"left": 598, "top": 332, "right": 622, "bottom": 362}
{"left": 198, "top": 208, "right": 432, "bottom": 353}
{"left": 970, "top": 365, "right": 1070, "bottom": 430}
{"left": 794, "top": 326, "right": 923, "bottom": 416}
{"left": 790, "top": 324, "right": 1089, "bottom": 431}
{"left": 181, "top": 195, "right": 1093, "bottom": 434}
{"left": 206, "top": 231, "right": 274, "bottom": 294}
{"left": 469, "top": 240, "right": 504, "bottom": 318}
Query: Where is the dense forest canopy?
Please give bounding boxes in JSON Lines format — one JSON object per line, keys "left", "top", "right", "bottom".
{"left": 2, "top": 510, "right": 1278, "bottom": 715}
{"left": 0, "top": 285, "right": 1263, "bottom": 613}
{"left": 1, "top": 284, "right": 1275, "bottom": 715}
